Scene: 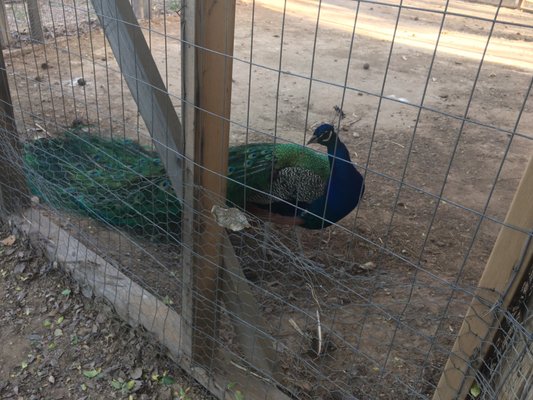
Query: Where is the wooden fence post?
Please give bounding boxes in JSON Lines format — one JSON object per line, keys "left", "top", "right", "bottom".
{"left": 434, "top": 155, "right": 533, "bottom": 399}
{"left": 181, "top": 0, "right": 280, "bottom": 382}
{"left": 0, "top": 46, "right": 29, "bottom": 215}
{"left": 0, "top": 0, "right": 9, "bottom": 48}
{"left": 27, "top": 0, "right": 44, "bottom": 43}
{"left": 184, "top": 0, "right": 236, "bottom": 365}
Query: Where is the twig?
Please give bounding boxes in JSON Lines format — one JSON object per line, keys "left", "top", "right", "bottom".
{"left": 288, "top": 318, "right": 305, "bottom": 337}
{"left": 307, "top": 284, "right": 323, "bottom": 356}
{"left": 34, "top": 123, "right": 51, "bottom": 137}
{"left": 229, "top": 360, "right": 273, "bottom": 384}
{"left": 315, "top": 309, "right": 322, "bottom": 355}
{"left": 386, "top": 140, "right": 405, "bottom": 149}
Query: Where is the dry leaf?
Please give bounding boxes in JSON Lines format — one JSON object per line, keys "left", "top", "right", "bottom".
{"left": 1, "top": 235, "right": 16, "bottom": 246}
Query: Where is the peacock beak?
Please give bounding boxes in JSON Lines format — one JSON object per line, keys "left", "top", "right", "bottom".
{"left": 307, "top": 136, "right": 319, "bottom": 145}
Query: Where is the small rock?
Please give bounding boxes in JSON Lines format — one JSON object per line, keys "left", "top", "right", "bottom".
{"left": 48, "top": 375, "right": 55, "bottom": 384}
{"left": 359, "top": 261, "right": 376, "bottom": 271}
{"left": 352, "top": 132, "right": 360, "bottom": 138}
{"left": 81, "top": 285, "right": 93, "bottom": 299}
{"left": 13, "top": 263, "right": 26, "bottom": 275}
{"left": 1, "top": 235, "right": 16, "bottom": 246}
{"left": 27, "top": 334, "right": 42, "bottom": 342}
{"left": 130, "top": 367, "right": 143, "bottom": 380}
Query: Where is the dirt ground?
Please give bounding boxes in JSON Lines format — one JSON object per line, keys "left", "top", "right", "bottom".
{"left": 0, "top": 223, "right": 214, "bottom": 400}
{"left": 1, "top": 0, "right": 533, "bottom": 399}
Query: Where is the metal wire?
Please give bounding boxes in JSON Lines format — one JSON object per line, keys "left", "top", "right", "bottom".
{"left": 0, "top": 0, "right": 532, "bottom": 399}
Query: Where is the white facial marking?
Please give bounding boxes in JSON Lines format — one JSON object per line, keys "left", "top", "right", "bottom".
{"left": 322, "top": 130, "right": 333, "bottom": 142}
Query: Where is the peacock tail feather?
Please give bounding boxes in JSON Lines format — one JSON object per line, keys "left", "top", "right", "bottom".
{"left": 24, "top": 130, "right": 182, "bottom": 237}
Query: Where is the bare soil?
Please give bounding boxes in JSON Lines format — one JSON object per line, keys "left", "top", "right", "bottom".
{"left": 0, "top": 223, "right": 214, "bottom": 399}
{"left": 1, "top": 0, "right": 532, "bottom": 399}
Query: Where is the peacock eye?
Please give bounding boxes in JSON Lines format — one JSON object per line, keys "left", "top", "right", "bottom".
{"left": 228, "top": 166, "right": 235, "bottom": 174}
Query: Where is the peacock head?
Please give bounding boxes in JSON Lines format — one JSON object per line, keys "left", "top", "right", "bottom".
{"left": 307, "top": 123, "right": 336, "bottom": 146}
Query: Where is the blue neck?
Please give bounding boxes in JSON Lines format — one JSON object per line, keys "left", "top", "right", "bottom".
{"left": 302, "top": 138, "right": 364, "bottom": 229}
{"left": 326, "top": 139, "right": 351, "bottom": 165}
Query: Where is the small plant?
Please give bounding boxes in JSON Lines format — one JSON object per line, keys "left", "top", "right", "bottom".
{"left": 227, "top": 382, "right": 245, "bottom": 400}
{"left": 111, "top": 378, "right": 136, "bottom": 395}
{"left": 151, "top": 370, "right": 176, "bottom": 386}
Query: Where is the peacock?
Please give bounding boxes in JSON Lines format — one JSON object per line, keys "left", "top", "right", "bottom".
{"left": 23, "top": 123, "right": 364, "bottom": 237}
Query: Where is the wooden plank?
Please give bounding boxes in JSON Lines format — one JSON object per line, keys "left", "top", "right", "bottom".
{"left": 187, "top": 0, "right": 236, "bottom": 365}
{"left": 14, "top": 208, "right": 291, "bottom": 400}
{"left": 181, "top": 0, "right": 278, "bottom": 380}
{"left": 520, "top": 0, "right": 533, "bottom": 11}
{"left": 491, "top": 279, "right": 533, "bottom": 400}
{"left": 26, "top": 0, "right": 44, "bottom": 43}
{"left": 89, "top": 0, "right": 184, "bottom": 199}
{"left": 0, "top": 0, "right": 9, "bottom": 47}
{"left": 0, "top": 45, "right": 29, "bottom": 215}
{"left": 434, "top": 155, "right": 533, "bottom": 400}
{"left": 179, "top": 0, "right": 197, "bottom": 370}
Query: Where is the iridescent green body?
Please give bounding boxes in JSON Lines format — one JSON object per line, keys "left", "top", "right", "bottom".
{"left": 227, "top": 143, "right": 330, "bottom": 209}
{"left": 24, "top": 124, "right": 364, "bottom": 235}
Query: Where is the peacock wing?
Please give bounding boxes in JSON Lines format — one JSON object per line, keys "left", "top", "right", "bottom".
{"left": 226, "top": 142, "right": 330, "bottom": 207}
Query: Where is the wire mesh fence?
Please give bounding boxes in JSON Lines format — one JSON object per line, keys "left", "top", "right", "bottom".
{"left": 0, "top": 0, "right": 532, "bottom": 399}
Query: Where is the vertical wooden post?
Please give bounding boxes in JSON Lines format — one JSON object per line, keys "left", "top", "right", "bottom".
{"left": 195, "top": 0, "right": 235, "bottom": 365}
{"left": 26, "top": 0, "right": 44, "bottom": 43}
{"left": 434, "top": 155, "right": 533, "bottom": 400}
{"left": 182, "top": 0, "right": 280, "bottom": 379}
{"left": 180, "top": 0, "right": 196, "bottom": 368}
{"left": 0, "top": 0, "right": 9, "bottom": 48}
{"left": 0, "top": 47, "right": 29, "bottom": 215}
{"left": 131, "top": 0, "right": 150, "bottom": 20}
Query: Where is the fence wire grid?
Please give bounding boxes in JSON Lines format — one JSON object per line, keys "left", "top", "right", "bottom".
{"left": 0, "top": 0, "right": 532, "bottom": 399}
